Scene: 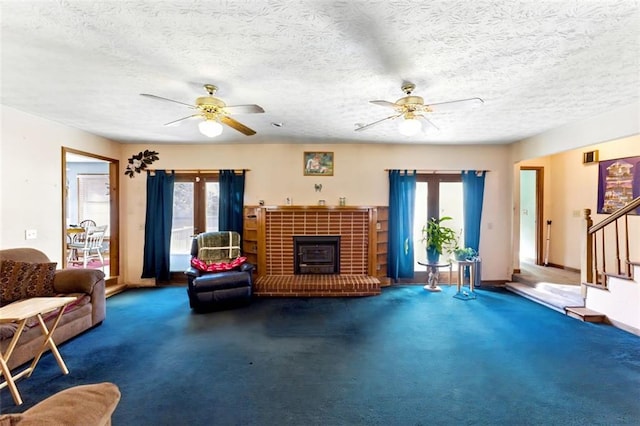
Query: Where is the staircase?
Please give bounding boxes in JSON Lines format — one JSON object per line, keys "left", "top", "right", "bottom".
{"left": 509, "top": 198, "right": 639, "bottom": 332}
{"left": 582, "top": 197, "right": 640, "bottom": 335}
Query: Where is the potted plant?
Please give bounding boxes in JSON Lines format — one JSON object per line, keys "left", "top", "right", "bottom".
{"left": 453, "top": 246, "right": 477, "bottom": 261}
{"left": 420, "top": 216, "right": 458, "bottom": 263}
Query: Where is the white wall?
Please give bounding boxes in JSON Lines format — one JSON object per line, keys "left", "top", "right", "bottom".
{"left": 549, "top": 135, "right": 640, "bottom": 269}
{"left": 1, "top": 106, "right": 121, "bottom": 266}
{"left": 122, "top": 143, "right": 513, "bottom": 286}
{"left": 587, "top": 267, "right": 640, "bottom": 335}
{"left": 511, "top": 102, "right": 640, "bottom": 162}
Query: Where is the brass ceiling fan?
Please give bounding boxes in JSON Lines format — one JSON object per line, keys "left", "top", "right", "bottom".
{"left": 140, "top": 84, "right": 265, "bottom": 137}
{"left": 356, "top": 82, "right": 484, "bottom": 136}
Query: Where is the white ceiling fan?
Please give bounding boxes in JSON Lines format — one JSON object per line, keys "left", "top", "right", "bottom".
{"left": 141, "top": 84, "right": 265, "bottom": 137}
{"left": 356, "top": 82, "right": 484, "bottom": 136}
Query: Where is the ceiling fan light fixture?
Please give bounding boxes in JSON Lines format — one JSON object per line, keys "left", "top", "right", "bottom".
{"left": 398, "top": 117, "right": 422, "bottom": 136}
{"left": 198, "top": 119, "right": 223, "bottom": 137}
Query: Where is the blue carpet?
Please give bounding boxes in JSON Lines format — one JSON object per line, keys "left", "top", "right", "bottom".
{"left": 2, "top": 285, "right": 639, "bottom": 425}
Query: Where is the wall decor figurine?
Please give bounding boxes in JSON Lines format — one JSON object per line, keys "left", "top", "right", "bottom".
{"left": 124, "top": 150, "right": 159, "bottom": 178}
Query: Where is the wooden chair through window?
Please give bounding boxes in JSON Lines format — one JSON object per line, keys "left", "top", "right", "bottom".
{"left": 67, "top": 219, "right": 97, "bottom": 262}
{"left": 67, "top": 225, "right": 107, "bottom": 269}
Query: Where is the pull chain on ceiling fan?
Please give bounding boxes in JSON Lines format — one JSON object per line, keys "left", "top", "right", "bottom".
{"left": 141, "top": 84, "right": 265, "bottom": 137}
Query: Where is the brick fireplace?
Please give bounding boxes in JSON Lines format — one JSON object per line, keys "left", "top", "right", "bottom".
{"left": 244, "top": 206, "right": 387, "bottom": 297}
{"left": 263, "top": 208, "right": 369, "bottom": 276}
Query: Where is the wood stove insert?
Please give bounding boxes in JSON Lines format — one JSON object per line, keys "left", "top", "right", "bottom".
{"left": 294, "top": 235, "right": 340, "bottom": 274}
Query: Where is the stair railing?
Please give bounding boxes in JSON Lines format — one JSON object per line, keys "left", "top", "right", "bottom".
{"left": 583, "top": 196, "right": 640, "bottom": 287}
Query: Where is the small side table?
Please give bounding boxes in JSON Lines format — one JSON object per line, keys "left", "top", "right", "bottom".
{"left": 454, "top": 260, "right": 477, "bottom": 300}
{"left": 417, "top": 261, "right": 452, "bottom": 292}
{"left": 0, "top": 297, "right": 76, "bottom": 405}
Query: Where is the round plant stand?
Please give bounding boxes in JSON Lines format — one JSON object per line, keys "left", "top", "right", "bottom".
{"left": 417, "top": 261, "right": 452, "bottom": 292}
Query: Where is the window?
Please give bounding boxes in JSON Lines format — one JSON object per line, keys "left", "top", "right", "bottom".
{"left": 77, "top": 174, "right": 110, "bottom": 233}
{"left": 414, "top": 174, "right": 463, "bottom": 270}
{"left": 170, "top": 174, "right": 219, "bottom": 271}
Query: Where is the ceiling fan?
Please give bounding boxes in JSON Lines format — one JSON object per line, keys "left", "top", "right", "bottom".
{"left": 140, "top": 84, "right": 265, "bottom": 137}
{"left": 356, "top": 82, "right": 484, "bottom": 136}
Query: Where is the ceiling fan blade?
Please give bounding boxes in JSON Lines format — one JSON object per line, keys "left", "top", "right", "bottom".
{"left": 163, "top": 114, "right": 201, "bottom": 127}
{"left": 355, "top": 113, "right": 402, "bottom": 132}
{"left": 370, "top": 100, "right": 399, "bottom": 109}
{"left": 224, "top": 104, "right": 265, "bottom": 114}
{"left": 426, "top": 97, "right": 484, "bottom": 112}
{"left": 220, "top": 115, "right": 256, "bottom": 136}
{"left": 417, "top": 114, "right": 440, "bottom": 131}
{"left": 140, "top": 93, "right": 196, "bottom": 109}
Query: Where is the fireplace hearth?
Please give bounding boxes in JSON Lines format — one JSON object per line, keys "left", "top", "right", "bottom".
{"left": 294, "top": 235, "right": 340, "bottom": 274}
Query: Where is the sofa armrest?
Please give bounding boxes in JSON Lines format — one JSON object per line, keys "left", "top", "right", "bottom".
{"left": 0, "top": 382, "right": 120, "bottom": 426}
{"left": 53, "top": 269, "right": 105, "bottom": 294}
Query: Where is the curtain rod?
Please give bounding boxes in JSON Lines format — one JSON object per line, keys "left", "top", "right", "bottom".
{"left": 147, "top": 169, "right": 250, "bottom": 173}
{"left": 384, "top": 169, "right": 489, "bottom": 173}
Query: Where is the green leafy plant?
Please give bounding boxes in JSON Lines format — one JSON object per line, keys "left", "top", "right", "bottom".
{"left": 453, "top": 246, "right": 477, "bottom": 261}
{"left": 420, "top": 216, "right": 458, "bottom": 258}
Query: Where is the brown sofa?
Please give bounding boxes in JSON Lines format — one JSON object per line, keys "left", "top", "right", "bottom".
{"left": 0, "top": 248, "right": 106, "bottom": 370}
{"left": 0, "top": 382, "right": 120, "bottom": 425}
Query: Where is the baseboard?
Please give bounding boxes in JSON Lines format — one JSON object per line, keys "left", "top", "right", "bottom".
{"left": 606, "top": 318, "right": 640, "bottom": 337}
{"left": 478, "top": 280, "right": 507, "bottom": 287}
{"left": 546, "top": 263, "right": 580, "bottom": 273}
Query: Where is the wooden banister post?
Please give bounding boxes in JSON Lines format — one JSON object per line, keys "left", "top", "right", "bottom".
{"left": 582, "top": 209, "right": 593, "bottom": 290}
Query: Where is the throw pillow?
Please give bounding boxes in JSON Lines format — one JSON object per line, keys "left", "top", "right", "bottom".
{"left": 0, "top": 260, "right": 57, "bottom": 304}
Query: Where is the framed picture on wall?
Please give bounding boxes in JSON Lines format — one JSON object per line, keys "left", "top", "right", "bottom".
{"left": 303, "top": 152, "right": 334, "bottom": 176}
{"left": 597, "top": 155, "right": 640, "bottom": 215}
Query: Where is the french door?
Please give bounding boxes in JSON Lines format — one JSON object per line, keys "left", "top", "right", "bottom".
{"left": 414, "top": 174, "right": 463, "bottom": 270}
{"left": 170, "top": 174, "right": 219, "bottom": 272}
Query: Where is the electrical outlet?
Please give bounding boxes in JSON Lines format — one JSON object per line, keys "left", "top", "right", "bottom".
{"left": 25, "top": 229, "right": 37, "bottom": 240}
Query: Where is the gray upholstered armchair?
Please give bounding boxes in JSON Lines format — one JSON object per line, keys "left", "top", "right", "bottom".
{"left": 184, "top": 231, "right": 254, "bottom": 312}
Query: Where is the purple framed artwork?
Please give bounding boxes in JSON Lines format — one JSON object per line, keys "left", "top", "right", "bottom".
{"left": 597, "top": 155, "right": 640, "bottom": 215}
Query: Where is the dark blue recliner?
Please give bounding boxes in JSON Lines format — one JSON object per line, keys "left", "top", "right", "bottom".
{"left": 184, "top": 231, "right": 254, "bottom": 312}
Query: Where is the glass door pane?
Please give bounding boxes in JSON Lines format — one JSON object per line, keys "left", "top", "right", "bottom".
{"left": 440, "top": 182, "right": 464, "bottom": 244}
{"left": 205, "top": 182, "right": 219, "bottom": 232}
{"left": 414, "top": 182, "right": 428, "bottom": 268}
{"left": 170, "top": 181, "right": 195, "bottom": 271}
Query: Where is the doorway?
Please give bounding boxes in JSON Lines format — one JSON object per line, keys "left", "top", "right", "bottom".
{"left": 519, "top": 167, "right": 544, "bottom": 265}
{"left": 62, "top": 148, "right": 119, "bottom": 280}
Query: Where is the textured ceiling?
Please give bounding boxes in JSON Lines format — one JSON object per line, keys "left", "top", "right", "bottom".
{"left": 1, "top": 0, "right": 639, "bottom": 145}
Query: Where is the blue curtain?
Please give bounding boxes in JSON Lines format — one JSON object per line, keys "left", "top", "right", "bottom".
{"left": 141, "top": 170, "right": 175, "bottom": 281}
{"left": 388, "top": 170, "right": 416, "bottom": 280}
{"left": 219, "top": 170, "right": 246, "bottom": 234}
{"left": 462, "top": 170, "right": 486, "bottom": 252}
